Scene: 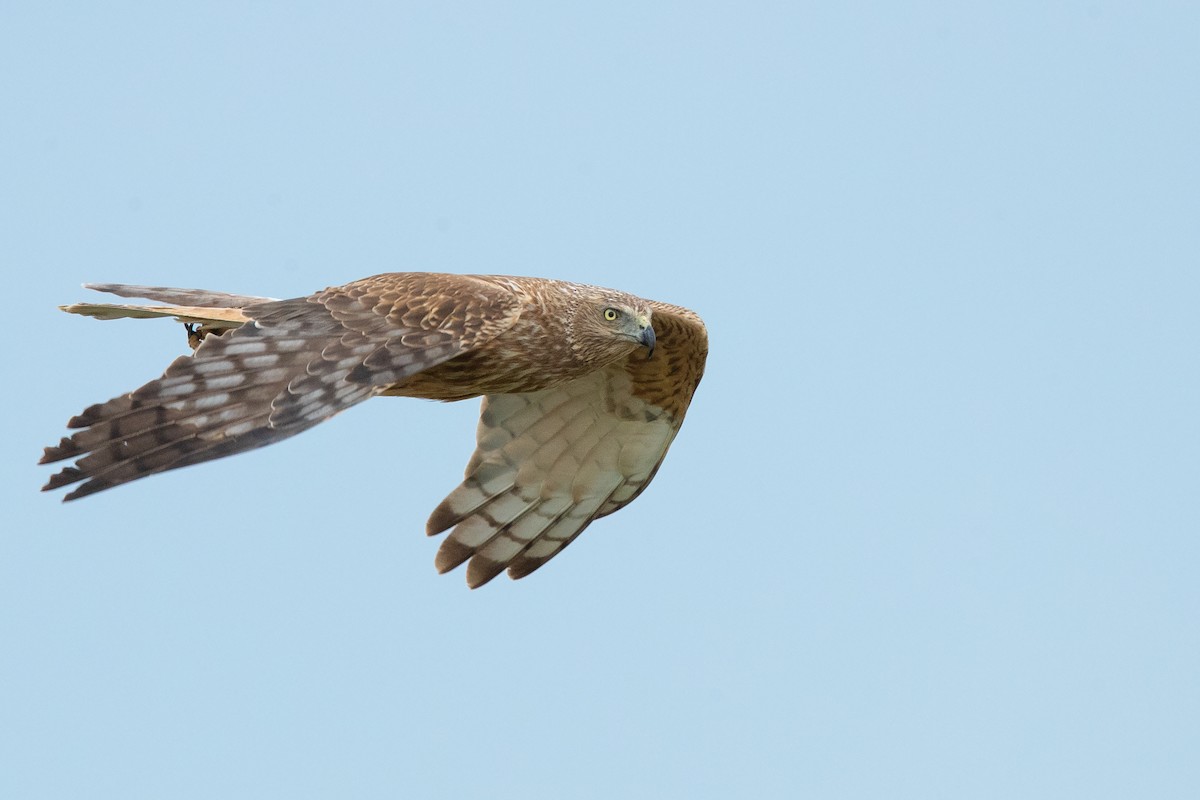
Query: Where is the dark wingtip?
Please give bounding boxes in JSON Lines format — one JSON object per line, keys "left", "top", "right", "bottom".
{"left": 505, "top": 558, "right": 546, "bottom": 581}
{"left": 425, "top": 499, "right": 461, "bottom": 537}
{"left": 434, "top": 537, "right": 474, "bottom": 574}
{"left": 63, "top": 478, "right": 111, "bottom": 502}
{"left": 42, "top": 467, "right": 84, "bottom": 491}
{"left": 68, "top": 403, "right": 105, "bottom": 429}
{"left": 40, "top": 437, "right": 81, "bottom": 464}
{"left": 465, "top": 555, "right": 506, "bottom": 589}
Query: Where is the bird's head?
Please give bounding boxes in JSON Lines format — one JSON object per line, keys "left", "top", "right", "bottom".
{"left": 567, "top": 290, "right": 656, "bottom": 365}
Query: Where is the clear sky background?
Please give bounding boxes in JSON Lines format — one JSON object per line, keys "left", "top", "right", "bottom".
{"left": 2, "top": 3, "right": 1197, "bottom": 798}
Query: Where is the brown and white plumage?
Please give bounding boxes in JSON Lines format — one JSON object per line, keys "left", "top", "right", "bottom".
{"left": 41, "top": 273, "right": 707, "bottom": 587}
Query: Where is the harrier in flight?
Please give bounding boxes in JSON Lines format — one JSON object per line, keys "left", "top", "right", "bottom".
{"left": 41, "top": 273, "right": 707, "bottom": 587}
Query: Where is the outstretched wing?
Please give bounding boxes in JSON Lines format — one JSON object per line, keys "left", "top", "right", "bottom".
{"left": 41, "top": 273, "right": 524, "bottom": 500}
{"left": 427, "top": 303, "right": 708, "bottom": 587}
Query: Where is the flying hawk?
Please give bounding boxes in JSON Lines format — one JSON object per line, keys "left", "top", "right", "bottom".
{"left": 40, "top": 273, "right": 708, "bottom": 587}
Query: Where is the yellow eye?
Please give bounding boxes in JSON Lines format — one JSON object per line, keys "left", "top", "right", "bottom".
{"left": 603, "top": 308, "right": 620, "bottom": 321}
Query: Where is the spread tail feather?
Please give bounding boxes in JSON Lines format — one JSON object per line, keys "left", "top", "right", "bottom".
{"left": 59, "top": 283, "right": 274, "bottom": 327}
{"left": 82, "top": 283, "right": 275, "bottom": 307}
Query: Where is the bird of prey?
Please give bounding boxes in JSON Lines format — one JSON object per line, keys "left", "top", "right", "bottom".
{"left": 40, "top": 273, "right": 708, "bottom": 587}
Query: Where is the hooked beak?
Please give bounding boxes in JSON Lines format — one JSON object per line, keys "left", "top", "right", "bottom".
{"left": 639, "top": 324, "right": 656, "bottom": 359}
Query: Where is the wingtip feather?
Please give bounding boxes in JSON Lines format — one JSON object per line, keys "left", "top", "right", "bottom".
{"left": 426, "top": 499, "right": 461, "bottom": 536}
{"left": 434, "top": 537, "right": 474, "bottom": 574}
{"left": 466, "top": 555, "right": 507, "bottom": 589}
{"left": 41, "top": 467, "right": 84, "bottom": 490}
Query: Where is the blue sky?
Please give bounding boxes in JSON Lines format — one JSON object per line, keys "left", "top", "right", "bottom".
{"left": 2, "top": 3, "right": 1197, "bottom": 798}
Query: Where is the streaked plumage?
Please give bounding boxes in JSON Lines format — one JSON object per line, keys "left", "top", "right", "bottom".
{"left": 41, "top": 273, "right": 707, "bottom": 587}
